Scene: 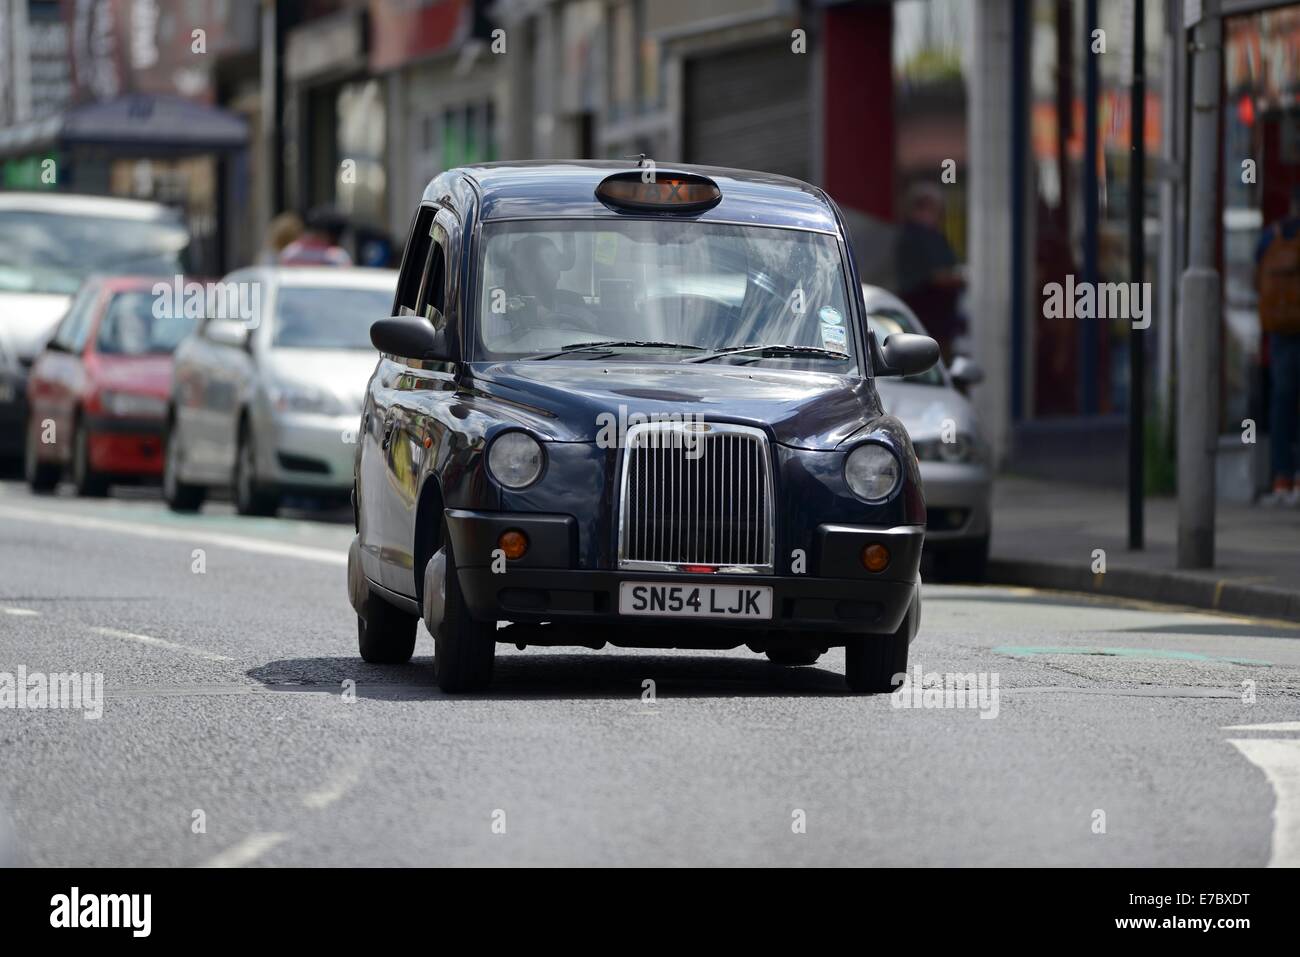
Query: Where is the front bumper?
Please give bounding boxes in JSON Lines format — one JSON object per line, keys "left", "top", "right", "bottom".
{"left": 918, "top": 460, "right": 992, "bottom": 544}
{"left": 263, "top": 410, "right": 360, "bottom": 492}
{"left": 85, "top": 414, "right": 165, "bottom": 475}
{"left": 445, "top": 508, "right": 923, "bottom": 636}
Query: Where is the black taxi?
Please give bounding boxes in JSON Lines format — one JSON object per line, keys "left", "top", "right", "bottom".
{"left": 347, "top": 161, "right": 939, "bottom": 693}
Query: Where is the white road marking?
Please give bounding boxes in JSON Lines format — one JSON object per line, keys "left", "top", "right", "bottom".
{"left": 91, "top": 626, "right": 235, "bottom": 663}
{"left": 1, "top": 607, "right": 38, "bottom": 616}
{"left": 1226, "top": 735, "right": 1300, "bottom": 867}
{"left": 1224, "top": 722, "right": 1300, "bottom": 732}
{"left": 0, "top": 504, "right": 346, "bottom": 566}
{"left": 199, "top": 832, "right": 289, "bottom": 868}
{"left": 302, "top": 760, "right": 365, "bottom": 810}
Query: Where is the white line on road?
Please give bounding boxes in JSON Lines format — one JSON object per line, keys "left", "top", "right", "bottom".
{"left": 0, "top": 504, "right": 347, "bottom": 566}
{"left": 1226, "top": 737, "right": 1300, "bottom": 867}
{"left": 1, "top": 607, "right": 38, "bottom": 616}
{"left": 1224, "top": 722, "right": 1300, "bottom": 732}
{"left": 90, "top": 626, "right": 235, "bottom": 663}
{"left": 199, "top": 832, "right": 289, "bottom": 868}
{"left": 302, "top": 759, "right": 366, "bottom": 810}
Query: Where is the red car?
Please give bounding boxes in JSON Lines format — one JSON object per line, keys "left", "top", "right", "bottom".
{"left": 24, "top": 276, "right": 199, "bottom": 495}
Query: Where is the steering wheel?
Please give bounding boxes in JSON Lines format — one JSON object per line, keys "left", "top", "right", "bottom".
{"left": 543, "top": 309, "right": 605, "bottom": 336}
{"left": 641, "top": 292, "right": 732, "bottom": 314}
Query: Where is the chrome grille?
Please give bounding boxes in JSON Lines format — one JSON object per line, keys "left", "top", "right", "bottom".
{"left": 617, "top": 422, "right": 774, "bottom": 573}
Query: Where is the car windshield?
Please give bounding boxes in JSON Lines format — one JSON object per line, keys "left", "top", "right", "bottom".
{"left": 0, "top": 210, "right": 188, "bottom": 296}
{"left": 271, "top": 286, "right": 394, "bottom": 349}
{"left": 866, "top": 308, "right": 945, "bottom": 386}
{"left": 97, "top": 291, "right": 199, "bottom": 355}
{"left": 474, "top": 219, "right": 857, "bottom": 370}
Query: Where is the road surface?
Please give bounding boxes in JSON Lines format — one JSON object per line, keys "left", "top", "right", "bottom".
{"left": 2, "top": 479, "right": 1298, "bottom": 866}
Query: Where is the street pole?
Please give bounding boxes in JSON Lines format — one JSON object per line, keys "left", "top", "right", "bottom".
{"left": 1127, "top": 0, "right": 1145, "bottom": 550}
{"left": 1178, "top": 1, "right": 1221, "bottom": 569}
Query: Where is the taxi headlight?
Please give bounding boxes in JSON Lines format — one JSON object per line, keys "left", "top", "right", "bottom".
{"left": 486, "top": 431, "right": 544, "bottom": 489}
{"left": 844, "top": 442, "right": 901, "bottom": 502}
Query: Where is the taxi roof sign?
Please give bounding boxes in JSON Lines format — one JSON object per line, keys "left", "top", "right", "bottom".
{"left": 595, "top": 171, "right": 722, "bottom": 213}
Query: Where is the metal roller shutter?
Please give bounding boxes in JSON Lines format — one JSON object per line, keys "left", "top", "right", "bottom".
{"left": 684, "top": 41, "right": 812, "bottom": 182}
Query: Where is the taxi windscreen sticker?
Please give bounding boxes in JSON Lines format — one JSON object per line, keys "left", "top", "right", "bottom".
{"left": 818, "top": 306, "right": 847, "bottom": 351}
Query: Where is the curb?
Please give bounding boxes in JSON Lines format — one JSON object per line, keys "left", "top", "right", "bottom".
{"left": 986, "top": 557, "right": 1300, "bottom": 626}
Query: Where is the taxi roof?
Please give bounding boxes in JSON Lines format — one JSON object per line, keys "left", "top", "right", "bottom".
{"left": 436, "top": 160, "right": 843, "bottom": 236}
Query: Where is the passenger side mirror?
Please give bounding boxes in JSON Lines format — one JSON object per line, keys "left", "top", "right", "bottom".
{"left": 948, "top": 355, "right": 984, "bottom": 387}
{"left": 370, "top": 315, "right": 451, "bottom": 362}
{"left": 205, "top": 318, "right": 249, "bottom": 349}
{"left": 875, "top": 333, "right": 940, "bottom": 378}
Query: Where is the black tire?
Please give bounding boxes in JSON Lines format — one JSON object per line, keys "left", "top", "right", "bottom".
{"left": 766, "top": 648, "right": 822, "bottom": 666}
{"left": 23, "top": 417, "right": 60, "bottom": 493}
{"left": 71, "top": 419, "right": 108, "bottom": 497}
{"left": 845, "top": 589, "right": 919, "bottom": 694}
{"left": 357, "top": 591, "right": 418, "bottom": 664}
{"left": 163, "top": 420, "right": 206, "bottom": 513}
{"left": 433, "top": 524, "right": 496, "bottom": 693}
{"left": 234, "top": 423, "right": 279, "bottom": 517}
{"left": 939, "top": 536, "right": 990, "bottom": 583}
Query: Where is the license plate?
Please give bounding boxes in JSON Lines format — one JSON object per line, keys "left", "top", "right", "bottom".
{"left": 618, "top": 582, "right": 773, "bottom": 620}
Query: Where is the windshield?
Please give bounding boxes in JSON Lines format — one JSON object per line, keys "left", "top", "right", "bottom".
{"left": 0, "top": 210, "right": 188, "bottom": 296}
{"left": 96, "top": 291, "right": 198, "bottom": 356}
{"left": 866, "top": 308, "right": 945, "bottom": 386}
{"left": 271, "top": 286, "right": 394, "bottom": 350}
{"left": 474, "top": 219, "right": 857, "bottom": 369}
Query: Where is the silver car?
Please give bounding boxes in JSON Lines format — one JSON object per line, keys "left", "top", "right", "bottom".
{"left": 0, "top": 192, "right": 187, "bottom": 461}
{"left": 863, "top": 284, "right": 992, "bottom": 580}
{"left": 165, "top": 266, "right": 397, "bottom": 515}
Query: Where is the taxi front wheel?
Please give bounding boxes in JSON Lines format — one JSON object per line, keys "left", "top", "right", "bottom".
{"left": 357, "top": 592, "right": 417, "bottom": 664}
{"left": 432, "top": 524, "right": 496, "bottom": 693}
{"left": 844, "top": 590, "right": 918, "bottom": 693}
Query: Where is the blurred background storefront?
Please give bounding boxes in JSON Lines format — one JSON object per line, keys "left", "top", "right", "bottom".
{"left": 0, "top": 0, "right": 249, "bottom": 275}
{"left": 0, "top": 0, "right": 1292, "bottom": 501}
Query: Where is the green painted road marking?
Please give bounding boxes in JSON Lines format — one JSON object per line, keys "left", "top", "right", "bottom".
{"left": 993, "top": 645, "right": 1272, "bottom": 667}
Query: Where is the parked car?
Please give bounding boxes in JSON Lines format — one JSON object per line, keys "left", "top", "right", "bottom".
{"left": 23, "top": 276, "right": 198, "bottom": 495}
{"left": 164, "top": 266, "right": 398, "bottom": 516}
{"left": 0, "top": 193, "right": 188, "bottom": 463}
{"left": 862, "top": 285, "right": 992, "bottom": 581}
{"left": 348, "top": 161, "right": 939, "bottom": 693}
{"left": 0, "top": 328, "right": 24, "bottom": 462}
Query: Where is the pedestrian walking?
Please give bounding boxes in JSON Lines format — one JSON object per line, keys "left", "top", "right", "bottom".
{"left": 1255, "top": 193, "right": 1300, "bottom": 507}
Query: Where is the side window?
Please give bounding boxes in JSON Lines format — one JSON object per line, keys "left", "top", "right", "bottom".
{"left": 417, "top": 223, "right": 448, "bottom": 323}
{"left": 53, "top": 285, "right": 98, "bottom": 352}
{"left": 395, "top": 207, "right": 435, "bottom": 316}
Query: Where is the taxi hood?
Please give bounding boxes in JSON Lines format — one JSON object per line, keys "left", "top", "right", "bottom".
{"left": 469, "top": 361, "right": 882, "bottom": 450}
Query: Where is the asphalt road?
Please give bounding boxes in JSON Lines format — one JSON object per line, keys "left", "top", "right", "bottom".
{"left": 2, "top": 478, "right": 1299, "bottom": 867}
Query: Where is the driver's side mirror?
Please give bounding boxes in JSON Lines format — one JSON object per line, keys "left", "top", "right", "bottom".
{"left": 370, "top": 314, "right": 451, "bottom": 362}
{"left": 948, "top": 355, "right": 984, "bottom": 387}
{"left": 874, "top": 332, "right": 940, "bottom": 378}
{"left": 205, "top": 318, "right": 250, "bottom": 350}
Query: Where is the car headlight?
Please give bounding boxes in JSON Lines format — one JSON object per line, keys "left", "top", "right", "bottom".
{"left": 101, "top": 390, "right": 167, "bottom": 418}
{"left": 844, "top": 442, "right": 901, "bottom": 502}
{"left": 486, "top": 431, "right": 545, "bottom": 489}
{"left": 270, "top": 382, "right": 344, "bottom": 416}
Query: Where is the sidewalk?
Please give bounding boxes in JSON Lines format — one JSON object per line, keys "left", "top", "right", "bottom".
{"left": 986, "top": 476, "right": 1300, "bottom": 623}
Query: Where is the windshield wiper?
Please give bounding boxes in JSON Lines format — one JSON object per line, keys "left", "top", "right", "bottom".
{"left": 526, "top": 340, "right": 705, "bottom": 360}
{"left": 685, "top": 343, "right": 850, "bottom": 364}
